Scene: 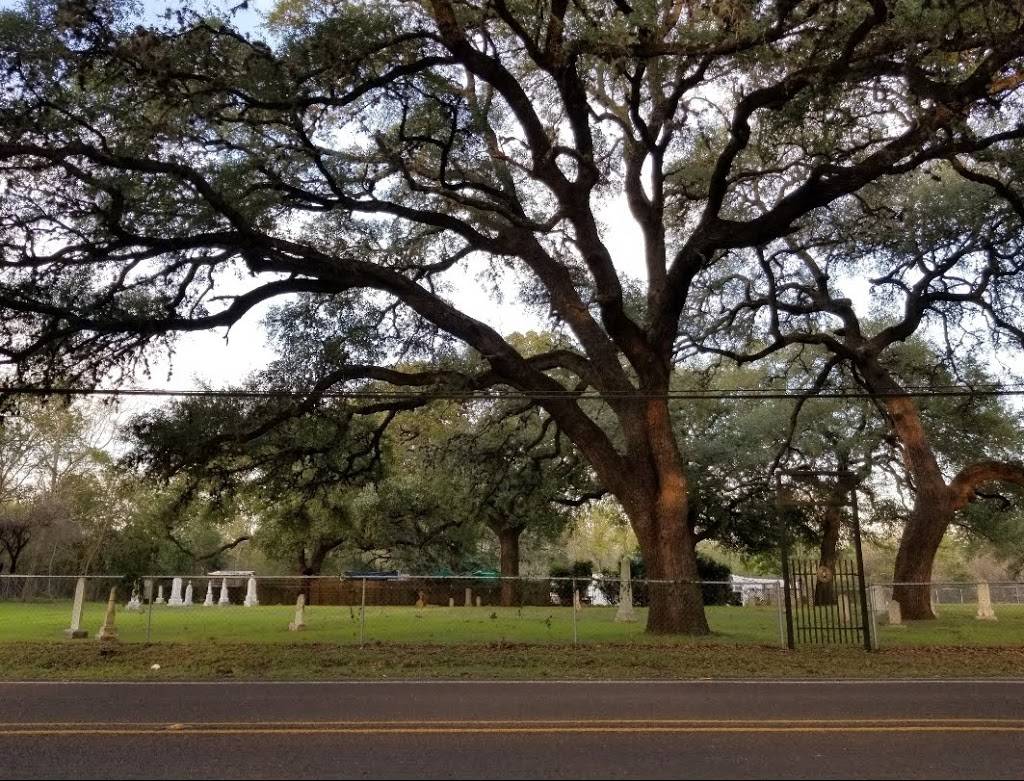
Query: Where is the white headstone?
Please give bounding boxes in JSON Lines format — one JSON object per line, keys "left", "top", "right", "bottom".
{"left": 243, "top": 576, "right": 259, "bottom": 607}
{"left": 64, "top": 577, "right": 88, "bottom": 638}
{"left": 614, "top": 557, "right": 636, "bottom": 623}
{"left": 464, "top": 587, "right": 472, "bottom": 607}
{"left": 886, "top": 599, "right": 902, "bottom": 626}
{"left": 475, "top": 596, "right": 482, "bottom": 607}
{"left": 183, "top": 581, "right": 194, "bottom": 607}
{"left": 203, "top": 580, "right": 215, "bottom": 607}
{"left": 289, "top": 594, "right": 306, "bottom": 631}
{"left": 155, "top": 584, "right": 166, "bottom": 605}
{"left": 97, "top": 587, "right": 118, "bottom": 642}
{"left": 168, "top": 577, "right": 184, "bottom": 607}
{"left": 126, "top": 586, "right": 143, "bottom": 612}
{"left": 448, "top": 597, "right": 455, "bottom": 608}
{"left": 218, "top": 577, "right": 230, "bottom": 605}
{"left": 976, "top": 581, "right": 997, "bottom": 621}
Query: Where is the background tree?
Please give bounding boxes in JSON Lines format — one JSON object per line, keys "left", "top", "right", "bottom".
{"left": 690, "top": 172, "right": 1024, "bottom": 618}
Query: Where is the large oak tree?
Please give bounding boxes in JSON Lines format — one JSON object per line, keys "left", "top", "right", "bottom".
{"left": 1, "top": 0, "right": 1022, "bottom": 631}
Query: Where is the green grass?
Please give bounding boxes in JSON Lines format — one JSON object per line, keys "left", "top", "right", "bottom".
{"left": 2, "top": 602, "right": 1023, "bottom": 681}
{"left": 1, "top": 601, "right": 1023, "bottom": 646}
{"left": 0, "top": 601, "right": 781, "bottom": 645}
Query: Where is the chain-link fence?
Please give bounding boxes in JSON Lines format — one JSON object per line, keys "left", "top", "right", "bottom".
{"left": 869, "top": 581, "right": 1024, "bottom": 606}
{"left": 0, "top": 574, "right": 783, "bottom": 646}
{"left": 2, "top": 574, "right": 1022, "bottom": 648}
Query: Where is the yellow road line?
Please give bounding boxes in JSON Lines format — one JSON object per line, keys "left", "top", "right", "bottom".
{"left": 0, "top": 717, "right": 1021, "bottom": 727}
{"left": 4, "top": 725, "right": 1024, "bottom": 736}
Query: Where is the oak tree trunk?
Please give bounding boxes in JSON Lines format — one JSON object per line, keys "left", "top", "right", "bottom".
{"left": 891, "top": 496, "right": 953, "bottom": 620}
{"left": 863, "top": 372, "right": 952, "bottom": 622}
{"left": 815, "top": 504, "right": 842, "bottom": 606}
{"left": 625, "top": 398, "right": 710, "bottom": 635}
{"left": 637, "top": 505, "right": 709, "bottom": 634}
{"left": 498, "top": 526, "right": 522, "bottom": 607}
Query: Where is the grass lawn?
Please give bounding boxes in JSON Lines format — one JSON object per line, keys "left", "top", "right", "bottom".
{"left": 1, "top": 601, "right": 1022, "bottom": 680}
{"left": 0, "top": 601, "right": 782, "bottom": 645}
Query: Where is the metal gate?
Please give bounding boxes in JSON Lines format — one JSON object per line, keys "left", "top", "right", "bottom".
{"left": 782, "top": 557, "right": 870, "bottom": 648}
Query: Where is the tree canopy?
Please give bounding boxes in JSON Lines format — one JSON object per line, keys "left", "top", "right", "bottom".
{"left": 1, "top": 0, "right": 1022, "bottom": 632}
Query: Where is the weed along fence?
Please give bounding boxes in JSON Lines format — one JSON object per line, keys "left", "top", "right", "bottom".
{"left": 1, "top": 574, "right": 1023, "bottom": 649}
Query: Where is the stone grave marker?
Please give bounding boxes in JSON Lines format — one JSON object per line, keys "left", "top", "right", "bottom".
{"left": 64, "top": 577, "right": 89, "bottom": 639}
{"left": 614, "top": 557, "right": 636, "bottom": 623}
{"left": 289, "top": 594, "right": 307, "bottom": 631}
{"left": 976, "top": 581, "right": 997, "bottom": 621}
{"left": 97, "top": 587, "right": 118, "bottom": 642}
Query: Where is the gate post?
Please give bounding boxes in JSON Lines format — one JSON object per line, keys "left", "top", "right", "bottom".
{"left": 851, "top": 488, "right": 873, "bottom": 652}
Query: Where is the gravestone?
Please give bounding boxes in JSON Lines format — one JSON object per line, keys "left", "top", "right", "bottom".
{"left": 289, "top": 594, "right": 306, "bottom": 631}
{"left": 218, "top": 577, "right": 230, "bottom": 605}
{"left": 64, "top": 577, "right": 89, "bottom": 639}
{"left": 168, "top": 577, "right": 184, "bottom": 607}
{"left": 183, "top": 581, "right": 194, "bottom": 607}
{"left": 448, "top": 597, "right": 454, "bottom": 608}
{"left": 97, "top": 587, "right": 119, "bottom": 642}
{"left": 976, "top": 581, "right": 997, "bottom": 621}
{"left": 155, "top": 585, "right": 166, "bottom": 605}
{"left": 614, "top": 557, "right": 636, "bottom": 623}
{"left": 243, "top": 577, "right": 259, "bottom": 607}
{"left": 126, "top": 586, "right": 143, "bottom": 612}
{"left": 885, "top": 599, "right": 904, "bottom": 627}
{"left": 203, "top": 580, "right": 215, "bottom": 607}
{"left": 464, "top": 588, "right": 472, "bottom": 607}
{"left": 475, "top": 596, "right": 482, "bottom": 607}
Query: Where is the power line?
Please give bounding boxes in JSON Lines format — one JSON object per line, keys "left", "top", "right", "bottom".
{"left": 2, "top": 384, "right": 1024, "bottom": 402}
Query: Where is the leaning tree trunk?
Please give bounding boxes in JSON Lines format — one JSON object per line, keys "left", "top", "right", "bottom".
{"left": 864, "top": 374, "right": 953, "bottom": 622}
{"left": 891, "top": 491, "right": 956, "bottom": 620}
{"left": 497, "top": 526, "right": 523, "bottom": 607}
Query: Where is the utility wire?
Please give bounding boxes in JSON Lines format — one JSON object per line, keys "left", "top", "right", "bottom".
{"left": 2, "top": 384, "right": 1024, "bottom": 402}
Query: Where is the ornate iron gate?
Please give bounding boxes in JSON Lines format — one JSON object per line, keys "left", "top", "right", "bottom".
{"left": 776, "top": 468, "right": 874, "bottom": 651}
{"left": 782, "top": 557, "right": 870, "bottom": 647}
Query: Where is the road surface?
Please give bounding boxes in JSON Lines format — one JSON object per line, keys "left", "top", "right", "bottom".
{"left": 2, "top": 679, "right": 1023, "bottom": 778}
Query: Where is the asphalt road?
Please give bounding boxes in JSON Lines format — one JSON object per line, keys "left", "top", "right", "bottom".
{"left": 2, "top": 679, "right": 1024, "bottom": 779}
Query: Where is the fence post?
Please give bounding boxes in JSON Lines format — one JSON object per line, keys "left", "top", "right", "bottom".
{"left": 867, "top": 583, "right": 879, "bottom": 650}
{"left": 571, "top": 578, "right": 577, "bottom": 646}
{"left": 359, "top": 577, "right": 366, "bottom": 646}
{"left": 775, "top": 582, "right": 785, "bottom": 648}
{"left": 144, "top": 578, "right": 154, "bottom": 644}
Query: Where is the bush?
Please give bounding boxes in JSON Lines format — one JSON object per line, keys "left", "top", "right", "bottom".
{"left": 549, "top": 560, "right": 594, "bottom": 605}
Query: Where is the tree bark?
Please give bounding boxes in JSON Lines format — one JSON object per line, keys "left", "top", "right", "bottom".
{"left": 863, "top": 372, "right": 1024, "bottom": 620}
{"left": 891, "top": 498, "right": 953, "bottom": 619}
{"left": 623, "top": 398, "right": 710, "bottom": 635}
{"left": 892, "top": 460, "right": 1024, "bottom": 619}
{"left": 638, "top": 502, "right": 709, "bottom": 634}
{"left": 497, "top": 526, "right": 523, "bottom": 607}
{"left": 815, "top": 503, "right": 842, "bottom": 606}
